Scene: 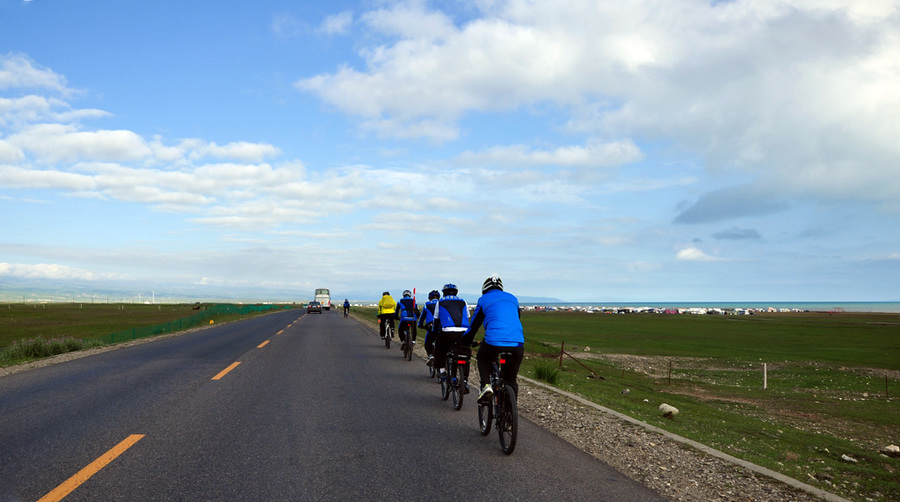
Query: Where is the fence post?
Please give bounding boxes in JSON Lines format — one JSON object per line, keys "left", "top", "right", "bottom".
{"left": 763, "top": 363, "right": 768, "bottom": 390}
{"left": 559, "top": 341, "right": 565, "bottom": 368}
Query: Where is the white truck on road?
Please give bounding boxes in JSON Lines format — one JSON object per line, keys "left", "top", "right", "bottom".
{"left": 315, "top": 288, "right": 331, "bottom": 310}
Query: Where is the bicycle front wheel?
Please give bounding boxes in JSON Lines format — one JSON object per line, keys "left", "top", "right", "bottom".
{"left": 440, "top": 376, "right": 450, "bottom": 400}
{"left": 405, "top": 333, "right": 413, "bottom": 361}
{"left": 478, "top": 401, "right": 492, "bottom": 435}
{"left": 497, "top": 387, "right": 518, "bottom": 455}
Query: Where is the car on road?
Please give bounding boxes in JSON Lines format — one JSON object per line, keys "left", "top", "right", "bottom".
{"left": 307, "top": 301, "right": 322, "bottom": 314}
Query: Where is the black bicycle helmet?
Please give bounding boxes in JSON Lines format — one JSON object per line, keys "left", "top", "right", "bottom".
{"left": 382, "top": 291, "right": 390, "bottom": 296}
{"left": 441, "top": 283, "right": 458, "bottom": 296}
{"left": 428, "top": 290, "right": 440, "bottom": 300}
{"left": 482, "top": 275, "right": 503, "bottom": 294}
{"left": 402, "top": 290, "right": 412, "bottom": 297}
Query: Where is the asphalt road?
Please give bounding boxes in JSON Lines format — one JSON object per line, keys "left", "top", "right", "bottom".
{"left": 0, "top": 309, "right": 666, "bottom": 501}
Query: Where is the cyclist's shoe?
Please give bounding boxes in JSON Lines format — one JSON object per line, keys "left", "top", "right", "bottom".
{"left": 477, "top": 384, "right": 493, "bottom": 403}
{"left": 463, "top": 383, "right": 470, "bottom": 395}
{"left": 400, "top": 342, "right": 407, "bottom": 351}
{"left": 426, "top": 356, "right": 434, "bottom": 367}
{"left": 438, "top": 369, "right": 447, "bottom": 382}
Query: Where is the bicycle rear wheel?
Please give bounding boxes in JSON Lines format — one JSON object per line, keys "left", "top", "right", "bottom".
{"left": 440, "top": 361, "right": 450, "bottom": 400}
{"left": 451, "top": 363, "right": 463, "bottom": 410}
{"left": 478, "top": 401, "right": 492, "bottom": 435}
{"left": 385, "top": 325, "right": 392, "bottom": 349}
{"left": 404, "top": 331, "right": 413, "bottom": 361}
{"left": 497, "top": 386, "right": 518, "bottom": 455}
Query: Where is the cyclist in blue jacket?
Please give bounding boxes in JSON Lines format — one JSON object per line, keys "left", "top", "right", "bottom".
{"left": 417, "top": 290, "right": 441, "bottom": 366}
{"left": 395, "top": 290, "right": 420, "bottom": 352}
{"left": 462, "top": 276, "right": 524, "bottom": 402}
{"left": 432, "top": 283, "right": 470, "bottom": 385}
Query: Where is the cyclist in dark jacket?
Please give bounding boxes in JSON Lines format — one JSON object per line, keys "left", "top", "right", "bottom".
{"left": 395, "top": 290, "right": 420, "bottom": 352}
{"left": 417, "top": 290, "right": 441, "bottom": 366}
{"left": 462, "top": 276, "right": 524, "bottom": 402}
{"left": 432, "top": 283, "right": 470, "bottom": 385}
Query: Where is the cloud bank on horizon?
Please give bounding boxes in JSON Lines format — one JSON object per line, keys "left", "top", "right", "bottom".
{"left": 1, "top": 0, "right": 898, "bottom": 302}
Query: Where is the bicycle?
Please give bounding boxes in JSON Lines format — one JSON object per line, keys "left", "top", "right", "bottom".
{"left": 399, "top": 322, "right": 414, "bottom": 361}
{"left": 380, "top": 319, "right": 394, "bottom": 349}
{"left": 440, "top": 341, "right": 471, "bottom": 410}
{"left": 343, "top": 307, "right": 349, "bottom": 318}
{"left": 477, "top": 350, "right": 518, "bottom": 454}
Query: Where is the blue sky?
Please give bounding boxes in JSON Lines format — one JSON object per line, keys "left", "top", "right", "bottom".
{"left": 1, "top": 0, "right": 898, "bottom": 302}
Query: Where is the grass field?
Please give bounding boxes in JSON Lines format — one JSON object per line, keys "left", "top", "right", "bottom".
{"left": 0, "top": 302, "right": 292, "bottom": 366}
{"left": 516, "top": 310, "right": 900, "bottom": 502}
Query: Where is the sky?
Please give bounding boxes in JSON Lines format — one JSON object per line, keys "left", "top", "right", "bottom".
{"left": 1, "top": 0, "right": 899, "bottom": 303}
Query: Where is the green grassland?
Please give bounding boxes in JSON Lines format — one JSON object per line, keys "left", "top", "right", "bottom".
{"left": 517, "top": 310, "right": 900, "bottom": 502}
{"left": 0, "top": 302, "right": 292, "bottom": 366}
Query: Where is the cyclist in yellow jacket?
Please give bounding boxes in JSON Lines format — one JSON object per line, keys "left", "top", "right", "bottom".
{"left": 377, "top": 291, "right": 397, "bottom": 340}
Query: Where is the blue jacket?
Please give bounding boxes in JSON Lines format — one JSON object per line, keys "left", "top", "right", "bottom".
{"left": 418, "top": 299, "right": 438, "bottom": 329}
{"left": 395, "top": 297, "right": 419, "bottom": 322}
{"left": 463, "top": 289, "right": 524, "bottom": 347}
{"left": 435, "top": 295, "right": 469, "bottom": 332}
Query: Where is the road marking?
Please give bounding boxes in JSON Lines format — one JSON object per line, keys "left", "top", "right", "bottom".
{"left": 276, "top": 329, "right": 284, "bottom": 335}
{"left": 257, "top": 340, "right": 270, "bottom": 348}
{"left": 212, "top": 361, "right": 241, "bottom": 380}
{"left": 38, "top": 434, "right": 144, "bottom": 502}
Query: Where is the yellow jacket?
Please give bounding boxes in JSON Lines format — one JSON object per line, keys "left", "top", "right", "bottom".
{"left": 378, "top": 294, "right": 396, "bottom": 315}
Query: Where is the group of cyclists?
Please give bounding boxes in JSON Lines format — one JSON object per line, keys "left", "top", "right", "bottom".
{"left": 376, "top": 276, "right": 525, "bottom": 404}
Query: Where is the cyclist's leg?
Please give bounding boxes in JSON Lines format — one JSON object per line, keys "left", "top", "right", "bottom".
{"left": 500, "top": 345, "right": 525, "bottom": 397}
{"left": 433, "top": 332, "right": 450, "bottom": 375}
{"left": 411, "top": 323, "right": 418, "bottom": 342}
{"left": 475, "top": 342, "right": 498, "bottom": 390}
{"left": 378, "top": 314, "right": 388, "bottom": 337}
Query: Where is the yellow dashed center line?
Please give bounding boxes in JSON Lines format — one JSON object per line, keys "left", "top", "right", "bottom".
{"left": 211, "top": 361, "right": 241, "bottom": 380}
{"left": 38, "top": 434, "right": 144, "bottom": 502}
{"left": 276, "top": 329, "right": 284, "bottom": 335}
{"left": 257, "top": 340, "right": 270, "bottom": 348}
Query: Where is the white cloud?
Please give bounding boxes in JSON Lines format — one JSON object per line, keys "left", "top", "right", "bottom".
{"left": 0, "top": 53, "right": 71, "bottom": 94}
{"left": 457, "top": 139, "right": 642, "bottom": 167}
{"left": 362, "top": 1, "right": 456, "bottom": 40}
{"left": 271, "top": 13, "right": 305, "bottom": 39}
{"left": 0, "top": 262, "right": 118, "bottom": 281}
{"left": 297, "top": 1, "right": 900, "bottom": 212}
{"left": 675, "top": 247, "right": 723, "bottom": 262}
{"left": 9, "top": 124, "right": 152, "bottom": 163}
{"left": 189, "top": 142, "right": 282, "bottom": 163}
{"left": 319, "top": 11, "right": 353, "bottom": 36}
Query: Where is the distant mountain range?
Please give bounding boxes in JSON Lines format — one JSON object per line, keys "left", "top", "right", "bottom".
{"left": 0, "top": 278, "right": 564, "bottom": 304}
